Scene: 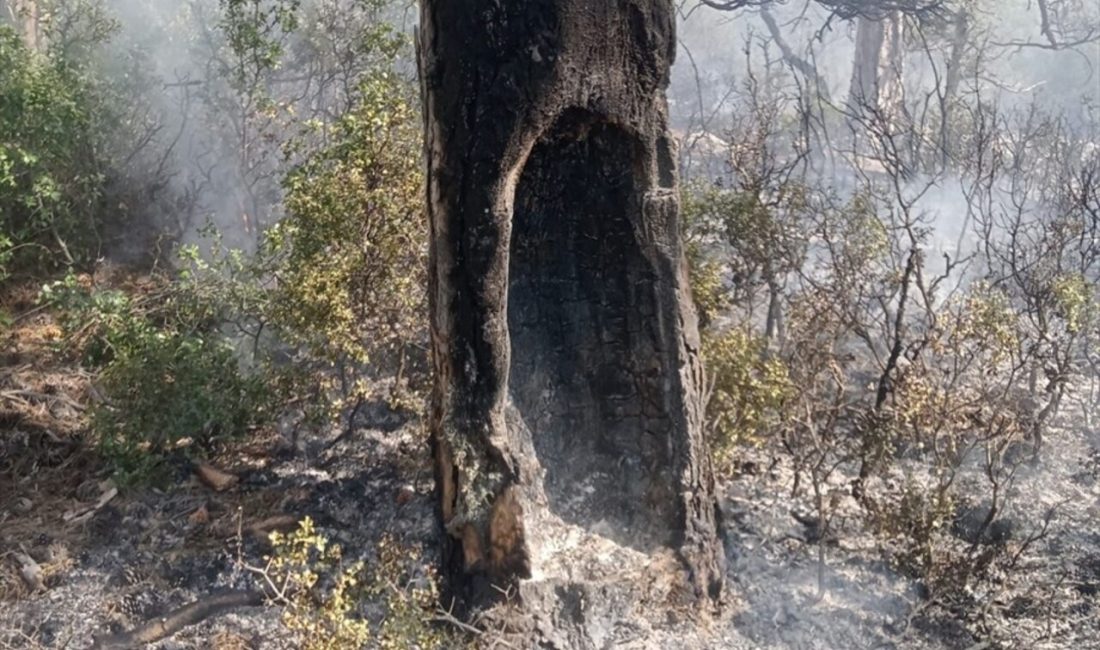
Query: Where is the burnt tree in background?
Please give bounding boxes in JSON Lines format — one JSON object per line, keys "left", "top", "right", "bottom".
{"left": 419, "top": 0, "right": 725, "bottom": 619}
{"left": 847, "top": 11, "right": 907, "bottom": 131}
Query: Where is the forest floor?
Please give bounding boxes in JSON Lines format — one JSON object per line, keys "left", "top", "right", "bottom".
{"left": 0, "top": 285, "right": 440, "bottom": 649}
{"left": 721, "top": 423, "right": 1100, "bottom": 650}
{"left": 1, "top": 284, "right": 1099, "bottom": 649}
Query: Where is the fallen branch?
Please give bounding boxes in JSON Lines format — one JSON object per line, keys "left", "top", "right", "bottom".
{"left": 431, "top": 607, "right": 483, "bottom": 637}
{"left": 63, "top": 486, "right": 118, "bottom": 525}
{"left": 90, "top": 590, "right": 264, "bottom": 649}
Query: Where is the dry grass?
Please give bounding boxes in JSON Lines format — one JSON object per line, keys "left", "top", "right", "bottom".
{"left": 0, "top": 560, "right": 27, "bottom": 602}
{"left": 210, "top": 630, "right": 256, "bottom": 649}
{"left": 1, "top": 282, "right": 100, "bottom": 603}
{"left": 0, "top": 272, "right": 443, "bottom": 648}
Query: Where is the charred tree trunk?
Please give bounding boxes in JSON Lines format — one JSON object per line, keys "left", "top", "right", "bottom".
{"left": 419, "top": 0, "right": 725, "bottom": 632}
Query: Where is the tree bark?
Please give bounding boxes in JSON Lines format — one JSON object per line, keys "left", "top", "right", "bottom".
{"left": 419, "top": 0, "right": 725, "bottom": 626}
{"left": 3, "top": 0, "right": 40, "bottom": 51}
{"left": 940, "top": 10, "right": 970, "bottom": 168}
{"left": 847, "top": 12, "right": 906, "bottom": 131}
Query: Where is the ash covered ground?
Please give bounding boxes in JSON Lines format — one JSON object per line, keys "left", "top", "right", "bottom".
{"left": 2, "top": 305, "right": 1098, "bottom": 649}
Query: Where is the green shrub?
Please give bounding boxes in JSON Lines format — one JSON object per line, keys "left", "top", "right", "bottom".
{"left": 92, "top": 331, "right": 270, "bottom": 484}
{"left": 264, "top": 517, "right": 372, "bottom": 650}
{"left": 0, "top": 26, "right": 105, "bottom": 273}
{"left": 260, "top": 518, "right": 457, "bottom": 650}
{"left": 41, "top": 272, "right": 271, "bottom": 485}
{"left": 39, "top": 273, "right": 149, "bottom": 365}
{"left": 268, "top": 69, "right": 425, "bottom": 367}
{"left": 368, "top": 534, "right": 454, "bottom": 650}
{"left": 1052, "top": 272, "right": 1097, "bottom": 334}
{"left": 0, "top": 232, "right": 13, "bottom": 284}
{"left": 703, "top": 328, "right": 791, "bottom": 466}
{"left": 680, "top": 180, "right": 808, "bottom": 322}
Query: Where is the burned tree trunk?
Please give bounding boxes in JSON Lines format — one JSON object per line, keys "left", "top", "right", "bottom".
{"left": 419, "top": 0, "right": 724, "bottom": 631}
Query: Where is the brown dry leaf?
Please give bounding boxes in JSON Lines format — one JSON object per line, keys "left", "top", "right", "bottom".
{"left": 194, "top": 463, "right": 238, "bottom": 492}
{"left": 188, "top": 503, "right": 210, "bottom": 525}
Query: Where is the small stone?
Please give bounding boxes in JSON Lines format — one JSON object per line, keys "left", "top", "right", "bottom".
{"left": 75, "top": 479, "right": 100, "bottom": 501}
{"left": 14, "top": 552, "right": 43, "bottom": 591}
{"left": 13, "top": 497, "right": 32, "bottom": 513}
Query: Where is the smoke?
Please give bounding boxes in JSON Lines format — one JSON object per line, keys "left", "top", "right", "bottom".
{"left": 89, "top": 0, "right": 411, "bottom": 258}
{"left": 92, "top": 0, "right": 255, "bottom": 252}
{"left": 671, "top": 1, "right": 1100, "bottom": 131}
{"left": 670, "top": 4, "right": 1099, "bottom": 648}
{"left": 59, "top": 1, "right": 1098, "bottom": 645}
{"left": 86, "top": 0, "right": 1097, "bottom": 257}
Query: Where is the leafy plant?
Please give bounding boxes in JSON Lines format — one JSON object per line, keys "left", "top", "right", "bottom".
{"left": 220, "top": 0, "right": 302, "bottom": 90}
{"left": 258, "top": 518, "right": 456, "bottom": 650}
{"left": 264, "top": 517, "right": 372, "bottom": 650}
{"left": 0, "top": 25, "right": 105, "bottom": 274}
{"left": 1052, "top": 272, "right": 1096, "bottom": 334}
{"left": 368, "top": 534, "right": 452, "bottom": 650}
{"left": 270, "top": 69, "right": 424, "bottom": 365}
{"left": 40, "top": 271, "right": 271, "bottom": 485}
{"left": 703, "top": 328, "right": 791, "bottom": 464}
{"left": 92, "top": 330, "right": 270, "bottom": 484}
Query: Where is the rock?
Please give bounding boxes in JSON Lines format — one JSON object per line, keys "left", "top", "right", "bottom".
{"left": 14, "top": 552, "right": 43, "bottom": 591}
{"left": 188, "top": 504, "right": 210, "bottom": 525}
{"left": 75, "top": 479, "right": 101, "bottom": 501}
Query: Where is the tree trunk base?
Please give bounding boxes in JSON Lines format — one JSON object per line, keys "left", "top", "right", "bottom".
{"left": 420, "top": 0, "right": 726, "bottom": 628}
{"left": 482, "top": 527, "right": 711, "bottom": 649}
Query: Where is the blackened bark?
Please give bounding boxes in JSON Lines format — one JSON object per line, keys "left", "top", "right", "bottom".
{"left": 419, "top": 0, "right": 725, "bottom": 624}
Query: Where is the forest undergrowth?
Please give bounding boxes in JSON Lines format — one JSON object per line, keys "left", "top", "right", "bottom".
{"left": 2, "top": 0, "right": 1099, "bottom": 648}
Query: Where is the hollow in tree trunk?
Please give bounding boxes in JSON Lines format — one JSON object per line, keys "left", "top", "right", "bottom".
{"left": 418, "top": 0, "right": 725, "bottom": 637}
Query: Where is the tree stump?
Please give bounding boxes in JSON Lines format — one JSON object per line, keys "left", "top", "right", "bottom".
{"left": 419, "top": 0, "right": 725, "bottom": 637}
